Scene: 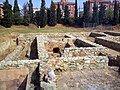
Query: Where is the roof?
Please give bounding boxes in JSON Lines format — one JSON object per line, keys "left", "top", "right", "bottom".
{"left": 89, "top": 0, "right": 111, "bottom": 3}
{"left": 54, "top": 0, "right": 75, "bottom": 5}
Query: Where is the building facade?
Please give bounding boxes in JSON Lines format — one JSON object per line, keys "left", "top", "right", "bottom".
{"left": 88, "top": 0, "right": 111, "bottom": 11}
{"left": 54, "top": 0, "right": 75, "bottom": 17}
{"left": 88, "top": 0, "right": 120, "bottom": 11}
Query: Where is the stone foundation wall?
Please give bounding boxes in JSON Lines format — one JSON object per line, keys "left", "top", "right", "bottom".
{"left": 63, "top": 47, "right": 107, "bottom": 57}
{"left": 3, "top": 45, "right": 23, "bottom": 61}
{"left": 95, "top": 37, "right": 120, "bottom": 51}
{"left": 104, "top": 31, "right": 120, "bottom": 36}
{"left": 89, "top": 32, "right": 107, "bottom": 37}
{"left": 45, "top": 41, "right": 65, "bottom": 52}
{"left": 17, "top": 34, "right": 35, "bottom": 46}
{"left": 36, "top": 35, "right": 49, "bottom": 59}
{"left": 56, "top": 56, "right": 109, "bottom": 70}
{"left": 0, "top": 60, "right": 40, "bottom": 69}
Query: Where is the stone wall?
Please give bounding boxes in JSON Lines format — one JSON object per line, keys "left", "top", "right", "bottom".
{"left": 57, "top": 56, "right": 109, "bottom": 70}
{"left": 95, "top": 36, "right": 120, "bottom": 51}
{"left": 36, "top": 35, "right": 49, "bottom": 60}
{"left": 17, "top": 34, "right": 35, "bottom": 46}
{"left": 63, "top": 47, "right": 107, "bottom": 57}
{"left": 89, "top": 32, "right": 107, "bottom": 37}
{"left": 3, "top": 45, "right": 23, "bottom": 61}
{"left": 104, "top": 31, "right": 120, "bottom": 36}
{"left": 0, "top": 60, "right": 40, "bottom": 70}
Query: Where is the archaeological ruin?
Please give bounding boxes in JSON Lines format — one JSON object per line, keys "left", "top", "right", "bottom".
{"left": 0, "top": 31, "right": 120, "bottom": 90}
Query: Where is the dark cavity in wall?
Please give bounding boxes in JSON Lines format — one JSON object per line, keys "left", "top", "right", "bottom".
{"left": 30, "top": 38, "right": 38, "bottom": 59}
{"left": 74, "top": 39, "right": 95, "bottom": 47}
{"left": 18, "top": 75, "right": 28, "bottom": 90}
{"left": 53, "top": 47, "right": 62, "bottom": 57}
{"left": 53, "top": 47, "right": 60, "bottom": 53}
{"left": 31, "top": 63, "right": 42, "bottom": 90}
{"left": 65, "top": 43, "right": 71, "bottom": 48}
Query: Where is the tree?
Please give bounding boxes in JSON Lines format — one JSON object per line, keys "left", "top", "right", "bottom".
{"left": 63, "top": 5, "right": 70, "bottom": 24}
{"left": 92, "top": 2, "right": 99, "bottom": 24}
{"left": 48, "top": 1, "right": 57, "bottom": 26}
{"left": 99, "top": 3, "right": 106, "bottom": 24}
{"left": 29, "top": 0, "right": 33, "bottom": 23}
{"left": 13, "top": 0, "right": 21, "bottom": 25}
{"left": 82, "top": 1, "right": 91, "bottom": 23}
{"left": 1, "top": 0, "right": 12, "bottom": 28}
{"left": 23, "top": 3, "right": 30, "bottom": 26}
{"left": 114, "top": 0, "right": 119, "bottom": 25}
{"left": 57, "top": 3, "right": 62, "bottom": 23}
{"left": 47, "top": 8, "right": 50, "bottom": 24}
{"left": 105, "top": 9, "right": 113, "bottom": 24}
{"left": 119, "top": 9, "right": 120, "bottom": 24}
{"left": 74, "top": 0, "right": 78, "bottom": 23}
{"left": 78, "top": 12, "right": 83, "bottom": 27}
{"left": 39, "top": 0, "right": 47, "bottom": 28}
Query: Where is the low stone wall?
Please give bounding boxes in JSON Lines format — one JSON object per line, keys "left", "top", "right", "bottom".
{"left": 56, "top": 56, "right": 109, "bottom": 70}
{"left": 36, "top": 35, "right": 49, "bottom": 59}
{"left": 104, "top": 31, "right": 120, "bottom": 36}
{"left": 63, "top": 47, "right": 107, "bottom": 57}
{"left": 89, "top": 32, "right": 107, "bottom": 37}
{"left": 3, "top": 45, "right": 23, "bottom": 61}
{"left": 0, "top": 59, "right": 40, "bottom": 90}
{"left": 95, "top": 36, "right": 120, "bottom": 51}
{"left": 17, "top": 34, "right": 35, "bottom": 46}
{"left": 0, "top": 60, "right": 40, "bottom": 70}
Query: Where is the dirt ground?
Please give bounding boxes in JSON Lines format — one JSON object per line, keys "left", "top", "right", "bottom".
{"left": 56, "top": 67, "right": 120, "bottom": 90}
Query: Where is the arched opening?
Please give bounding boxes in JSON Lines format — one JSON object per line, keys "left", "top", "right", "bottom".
{"left": 53, "top": 47, "right": 60, "bottom": 53}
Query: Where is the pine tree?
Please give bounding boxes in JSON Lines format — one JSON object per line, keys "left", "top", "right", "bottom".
{"left": 23, "top": 3, "right": 30, "bottom": 26}
{"left": 35, "top": 11, "right": 40, "bottom": 26}
{"left": 74, "top": 0, "right": 78, "bottom": 23}
{"left": 57, "top": 3, "right": 61, "bottom": 23}
{"left": 92, "top": 2, "right": 99, "bottom": 24}
{"left": 119, "top": 9, "right": 120, "bottom": 24}
{"left": 39, "top": 0, "right": 47, "bottom": 28}
{"left": 64, "top": 5, "right": 70, "bottom": 24}
{"left": 47, "top": 8, "right": 50, "bottom": 24}
{"left": 48, "top": 1, "right": 57, "bottom": 26}
{"left": 1, "top": 0, "right": 12, "bottom": 28}
{"left": 13, "top": 0, "right": 21, "bottom": 25}
{"left": 114, "top": 0, "right": 119, "bottom": 25}
{"left": 99, "top": 3, "right": 106, "bottom": 24}
{"left": 82, "top": 1, "right": 90, "bottom": 23}
{"left": 29, "top": 0, "right": 33, "bottom": 23}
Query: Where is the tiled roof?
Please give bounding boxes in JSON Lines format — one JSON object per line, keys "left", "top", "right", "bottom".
{"left": 54, "top": 1, "right": 75, "bottom": 5}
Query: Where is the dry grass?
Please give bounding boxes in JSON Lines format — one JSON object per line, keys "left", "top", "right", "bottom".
{"left": 0, "top": 24, "right": 92, "bottom": 35}
{"left": 0, "top": 45, "right": 16, "bottom": 60}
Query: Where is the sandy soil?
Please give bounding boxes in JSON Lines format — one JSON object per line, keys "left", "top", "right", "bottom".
{"left": 56, "top": 67, "right": 120, "bottom": 90}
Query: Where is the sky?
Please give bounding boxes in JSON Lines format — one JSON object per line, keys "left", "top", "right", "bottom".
{"left": 0, "top": 0, "right": 87, "bottom": 10}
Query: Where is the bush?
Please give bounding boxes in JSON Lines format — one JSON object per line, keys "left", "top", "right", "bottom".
{"left": 61, "top": 17, "right": 75, "bottom": 26}
{"left": 23, "top": 18, "right": 29, "bottom": 26}
{"left": 68, "top": 17, "right": 75, "bottom": 26}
